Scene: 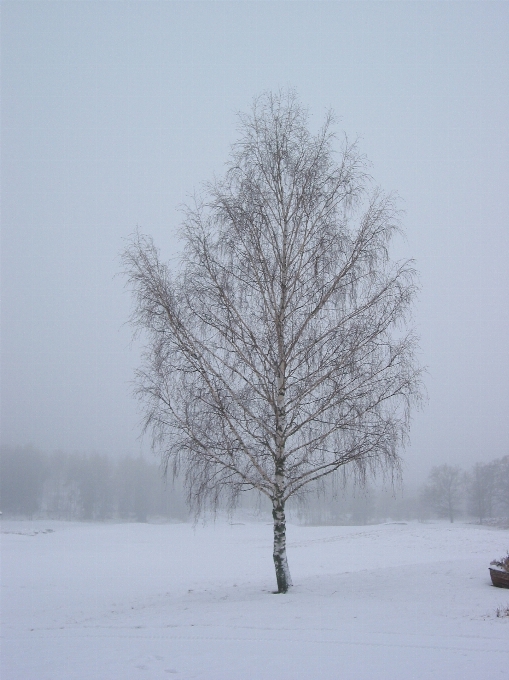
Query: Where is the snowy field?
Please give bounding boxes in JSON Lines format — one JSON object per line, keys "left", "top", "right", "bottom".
{"left": 1, "top": 519, "right": 508, "bottom": 679}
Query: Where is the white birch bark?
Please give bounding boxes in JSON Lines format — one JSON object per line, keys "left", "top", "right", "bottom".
{"left": 272, "top": 494, "right": 292, "bottom": 592}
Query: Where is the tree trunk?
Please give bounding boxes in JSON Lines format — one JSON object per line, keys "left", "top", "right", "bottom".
{"left": 272, "top": 497, "right": 292, "bottom": 593}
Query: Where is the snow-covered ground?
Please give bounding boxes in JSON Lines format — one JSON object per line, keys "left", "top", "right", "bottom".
{"left": 1, "top": 518, "right": 508, "bottom": 679}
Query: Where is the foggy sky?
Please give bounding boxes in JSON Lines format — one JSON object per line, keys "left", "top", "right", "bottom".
{"left": 2, "top": 1, "right": 508, "bottom": 484}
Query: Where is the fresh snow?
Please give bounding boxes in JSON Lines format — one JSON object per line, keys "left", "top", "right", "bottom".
{"left": 1, "top": 519, "right": 508, "bottom": 679}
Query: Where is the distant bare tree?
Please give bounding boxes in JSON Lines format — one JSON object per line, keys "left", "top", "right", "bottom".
{"left": 467, "top": 461, "right": 496, "bottom": 524}
{"left": 493, "top": 455, "right": 509, "bottom": 516}
{"left": 122, "top": 90, "right": 422, "bottom": 592}
{"left": 422, "top": 464, "right": 464, "bottom": 523}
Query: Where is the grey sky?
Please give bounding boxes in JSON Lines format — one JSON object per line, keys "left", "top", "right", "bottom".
{"left": 2, "top": 1, "right": 508, "bottom": 484}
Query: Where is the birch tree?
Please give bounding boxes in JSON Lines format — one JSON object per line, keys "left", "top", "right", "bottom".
{"left": 122, "top": 90, "right": 422, "bottom": 593}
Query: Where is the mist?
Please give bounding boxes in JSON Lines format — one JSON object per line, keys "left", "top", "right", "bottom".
{"left": 2, "top": 3, "right": 508, "bottom": 490}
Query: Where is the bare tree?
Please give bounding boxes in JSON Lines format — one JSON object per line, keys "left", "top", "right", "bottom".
{"left": 122, "top": 90, "right": 422, "bottom": 593}
{"left": 493, "top": 455, "right": 509, "bottom": 517}
{"left": 422, "top": 464, "right": 464, "bottom": 523}
{"left": 467, "top": 461, "right": 496, "bottom": 524}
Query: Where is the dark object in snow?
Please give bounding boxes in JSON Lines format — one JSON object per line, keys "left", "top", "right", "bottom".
{"left": 489, "top": 568, "right": 509, "bottom": 588}
{"left": 489, "top": 553, "right": 509, "bottom": 588}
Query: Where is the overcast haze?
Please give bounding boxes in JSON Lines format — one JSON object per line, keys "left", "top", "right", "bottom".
{"left": 2, "top": 1, "right": 508, "bottom": 485}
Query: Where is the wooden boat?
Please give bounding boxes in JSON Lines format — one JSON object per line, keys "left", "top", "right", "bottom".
{"left": 489, "top": 568, "right": 509, "bottom": 588}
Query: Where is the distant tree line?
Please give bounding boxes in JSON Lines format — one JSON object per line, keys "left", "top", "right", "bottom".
{"left": 421, "top": 457, "right": 509, "bottom": 524}
{"left": 1, "top": 446, "right": 507, "bottom": 526}
{"left": 292, "top": 455, "right": 509, "bottom": 526}
{"left": 0, "top": 446, "right": 188, "bottom": 521}
{"left": 289, "top": 477, "right": 426, "bottom": 526}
